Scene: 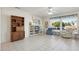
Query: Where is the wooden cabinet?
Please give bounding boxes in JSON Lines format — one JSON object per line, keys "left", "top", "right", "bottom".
{"left": 11, "top": 16, "right": 25, "bottom": 42}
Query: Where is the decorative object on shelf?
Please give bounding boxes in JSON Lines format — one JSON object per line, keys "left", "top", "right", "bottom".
{"left": 35, "top": 26, "right": 40, "bottom": 34}
{"left": 29, "top": 22, "right": 32, "bottom": 26}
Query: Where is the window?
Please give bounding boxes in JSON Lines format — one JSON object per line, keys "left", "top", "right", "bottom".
{"left": 49, "top": 17, "right": 60, "bottom": 30}
{"left": 49, "top": 14, "right": 78, "bottom": 30}
{"left": 61, "top": 15, "right": 77, "bottom": 30}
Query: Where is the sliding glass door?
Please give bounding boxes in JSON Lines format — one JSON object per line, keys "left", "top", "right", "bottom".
{"left": 49, "top": 17, "right": 60, "bottom": 30}
{"left": 61, "top": 15, "right": 77, "bottom": 30}
{"left": 49, "top": 14, "right": 78, "bottom": 31}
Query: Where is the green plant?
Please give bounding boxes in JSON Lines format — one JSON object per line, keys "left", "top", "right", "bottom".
{"left": 52, "top": 21, "right": 65, "bottom": 27}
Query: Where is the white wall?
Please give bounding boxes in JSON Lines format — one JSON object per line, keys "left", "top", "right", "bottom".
{"left": 0, "top": 8, "right": 1, "bottom": 43}
{"left": 1, "top": 7, "right": 40, "bottom": 43}
{"left": 77, "top": 12, "right": 79, "bottom": 31}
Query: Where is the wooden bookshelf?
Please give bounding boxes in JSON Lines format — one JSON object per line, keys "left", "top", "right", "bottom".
{"left": 11, "top": 16, "right": 25, "bottom": 42}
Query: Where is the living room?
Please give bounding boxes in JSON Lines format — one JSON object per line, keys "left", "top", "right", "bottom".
{"left": 0, "top": 7, "right": 79, "bottom": 51}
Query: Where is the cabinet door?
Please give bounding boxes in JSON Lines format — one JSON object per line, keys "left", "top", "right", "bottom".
{"left": 11, "top": 32, "right": 19, "bottom": 42}
{"left": 19, "top": 31, "right": 25, "bottom": 39}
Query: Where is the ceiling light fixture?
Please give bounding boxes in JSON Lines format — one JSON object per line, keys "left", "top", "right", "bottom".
{"left": 48, "top": 7, "right": 53, "bottom": 15}
{"left": 15, "top": 7, "right": 21, "bottom": 9}
{"left": 48, "top": 7, "right": 53, "bottom": 11}
{"left": 48, "top": 12, "right": 53, "bottom": 15}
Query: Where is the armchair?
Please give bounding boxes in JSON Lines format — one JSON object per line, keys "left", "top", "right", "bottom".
{"left": 60, "top": 30, "right": 73, "bottom": 39}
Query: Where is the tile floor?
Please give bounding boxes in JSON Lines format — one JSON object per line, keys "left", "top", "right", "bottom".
{"left": 1, "top": 35, "right": 79, "bottom": 51}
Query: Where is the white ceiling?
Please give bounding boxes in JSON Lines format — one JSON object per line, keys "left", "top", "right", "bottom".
{"left": 17, "top": 7, "right": 79, "bottom": 18}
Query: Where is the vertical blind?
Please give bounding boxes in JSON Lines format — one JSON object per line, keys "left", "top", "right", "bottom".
{"left": 61, "top": 14, "right": 77, "bottom": 24}
{"left": 50, "top": 14, "right": 78, "bottom": 26}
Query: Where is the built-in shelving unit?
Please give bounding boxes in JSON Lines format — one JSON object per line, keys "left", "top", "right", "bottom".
{"left": 11, "top": 16, "right": 25, "bottom": 42}
{"left": 29, "top": 17, "right": 41, "bottom": 36}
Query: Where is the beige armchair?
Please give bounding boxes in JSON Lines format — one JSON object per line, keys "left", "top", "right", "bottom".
{"left": 60, "top": 30, "right": 73, "bottom": 39}
{"left": 60, "top": 26, "right": 76, "bottom": 39}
